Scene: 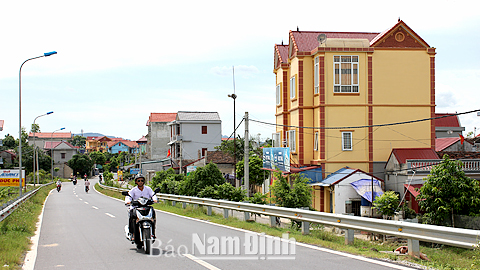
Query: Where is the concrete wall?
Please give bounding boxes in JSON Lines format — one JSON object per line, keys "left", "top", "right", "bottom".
{"left": 148, "top": 122, "right": 171, "bottom": 160}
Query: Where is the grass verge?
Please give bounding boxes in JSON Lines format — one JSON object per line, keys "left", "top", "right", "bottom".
{"left": 0, "top": 183, "right": 54, "bottom": 270}
{"left": 95, "top": 184, "right": 479, "bottom": 270}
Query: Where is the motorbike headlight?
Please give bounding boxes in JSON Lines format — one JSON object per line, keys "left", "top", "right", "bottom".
{"left": 138, "top": 197, "right": 148, "bottom": 205}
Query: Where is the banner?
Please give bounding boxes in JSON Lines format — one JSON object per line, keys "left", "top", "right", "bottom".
{"left": 0, "top": 170, "right": 25, "bottom": 187}
{"left": 262, "top": 147, "right": 290, "bottom": 172}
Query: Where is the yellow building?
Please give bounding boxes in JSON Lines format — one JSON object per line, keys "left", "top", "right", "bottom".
{"left": 85, "top": 136, "right": 111, "bottom": 153}
{"left": 273, "top": 20, "right": 435, "bottom": 212}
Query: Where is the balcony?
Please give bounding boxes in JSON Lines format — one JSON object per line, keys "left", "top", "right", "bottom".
{"left": 407, "top": 159, "right": 480, "bottom": 174}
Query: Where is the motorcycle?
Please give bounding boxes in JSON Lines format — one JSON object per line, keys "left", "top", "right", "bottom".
{"left": 85, "top": 186, "right": 89, "bottom": 193}
{"left": 122, "top": 188, "right": 160, "bottom": 254}
{"left": 56, "top": 184, "right": 61, "bottom": 192}
{"left": 73, "top": 178, "right": 77, "bottom": 185}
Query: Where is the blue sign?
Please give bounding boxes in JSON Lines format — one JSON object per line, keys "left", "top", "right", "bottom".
{"left": 263, "top": 147, "right": 290, "bottom": 172}
{"left": 130, "top": 168, "right": 140, "bottom": 175}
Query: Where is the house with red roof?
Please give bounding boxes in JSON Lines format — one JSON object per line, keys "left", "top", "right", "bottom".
{"left": 44, "top": 140, "right": 79, "bottom": 178}
{"left": 273, "top": 20, "right": 436, "bottom": 212}
{"left": 146, "top": 113, "right": 177, "bottom": 160}
{"left": 85, "top": 136, "right": 112, "bottom": 153}
{"left": 28, "top": 132, "right": 73, "bottom": 150}
{"left": 434, "top": 113, "right": 465, "bottom": 138}
{"left": 107, "top": 139, "right": 139, "bottom": 154}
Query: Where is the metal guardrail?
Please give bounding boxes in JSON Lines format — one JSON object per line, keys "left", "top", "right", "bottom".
{"left": 0, "top": 182, "right": 53, "bottom": 223}
{"left": 98, "top": 182, "right": 480, "bottom": 250}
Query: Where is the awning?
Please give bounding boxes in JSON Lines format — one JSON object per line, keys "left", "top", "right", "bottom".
{"left": 404, "top": 184, "right": 422, "bottom": 198}
{"left": 350, "top": 179, "right": 384, "bottom": 203}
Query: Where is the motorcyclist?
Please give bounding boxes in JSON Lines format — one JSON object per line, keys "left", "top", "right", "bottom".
{"left": 56, "top": 179, "right": 62, "bottom": 191}
{"left": 85, "top": 179, "right": 90, "bottom": 193}
{"left": 125, "top": 174, "right": 158, "bottom": 244}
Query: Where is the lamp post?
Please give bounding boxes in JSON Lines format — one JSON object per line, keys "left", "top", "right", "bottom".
{"left": 19, "top": 51, "right": 57, "bottom": 196}
{"left": 32, "top": 111, "right": 53, "bottom": 186}
{"left": 51, "top": 127, "right": 65, "bottom": 181}
{"left": 228, "top": 93, "right": 237, "bottom": 170}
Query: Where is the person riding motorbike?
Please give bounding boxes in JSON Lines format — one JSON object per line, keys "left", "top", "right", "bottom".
{"left": 125, "top": 174, "right": 157, "bottom": 245}
{"left": 56, "top": 179, "right": 62, "bottom": 192}
{"left": 85, "top": 179, "right": 90, "bottom": 193}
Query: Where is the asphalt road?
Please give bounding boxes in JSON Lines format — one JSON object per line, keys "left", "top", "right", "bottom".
{"left": 26, "top": 177, "right": 417, "bottom": 270}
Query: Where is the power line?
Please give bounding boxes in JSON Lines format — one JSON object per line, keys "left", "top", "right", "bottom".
{"left": 249, "top": 109, "right": 480, "bottom": 130}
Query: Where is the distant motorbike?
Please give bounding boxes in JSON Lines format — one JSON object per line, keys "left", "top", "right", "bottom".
{"left": 123, "top": 188, "right": 160, "bottom": 254}
{"left": 73, "top": 178, "right": 77, "bottom": 185}
{"left": 56, "top": 184, "right": 61, "bottom": 192}
{"left": 85, "top": 186, "right": 89, "bottom": 193}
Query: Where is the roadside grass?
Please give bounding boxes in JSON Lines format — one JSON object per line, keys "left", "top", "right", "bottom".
{"left": 97, "top": 184, "right": 478, "bottom": 269}
{"left": 0, "top": 183, "right": 54, "bottom": 270}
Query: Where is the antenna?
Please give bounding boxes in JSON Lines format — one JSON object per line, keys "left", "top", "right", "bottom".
{"left": 232, "top": 66, "right": 235, "bottom": 95}
{"left": 317, "top": 34, "right": 327, "bottom": 44}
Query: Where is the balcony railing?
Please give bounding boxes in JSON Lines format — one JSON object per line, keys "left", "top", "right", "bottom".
{"left": 407, "top": 159, "right": 480, "bottom": 173}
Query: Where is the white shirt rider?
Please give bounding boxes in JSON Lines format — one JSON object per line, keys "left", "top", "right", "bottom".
{"left": 125, "top": 176, "right": 157, "bottom": 208}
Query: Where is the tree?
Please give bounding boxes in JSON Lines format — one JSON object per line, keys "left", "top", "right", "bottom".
{"left": 235, "top": 154, "right": 265, "bottom": 194}
{"left": 215, "top": 135, "right": 262, "bottom": 162}
{"left": 89, "top": 151, "right": 106, "bottom": 165}
{"left": 1, "top": 134, "right": 16, "bottom": 149}
{"left": 270, "top": 170, "right": 312, "bottom": 209}
{"left": 178, "top": 162, "right": 225, "bottom": 196}
{"left": 31, "top": 123, "right": 40, "bottom": 133}
{"left": 373, "top": 191, "right": 400, "bottom": 217}
{"left": 67, "top": 154, "right": 94, "bottom": 176}
{"left": 69, "top": 135, "right": 86, "bottom": 148}
{"left": 417, "top": 154, "right": 480, "bottom": 226}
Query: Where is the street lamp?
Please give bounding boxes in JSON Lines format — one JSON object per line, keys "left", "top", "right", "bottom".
{"left": 228, "top": 93, "right": 237, "bottom": 170}
{"left": 19, "top": 51, "right": 57, "bottom": 196}
{"left": 51, "top": 127, "right": 65, "bottom": 181}
{"left": 32, "top": 111, "right": 53, "bottom": 186}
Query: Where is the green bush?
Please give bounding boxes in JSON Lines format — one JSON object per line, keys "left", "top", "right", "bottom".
{"left": 248, "top": 192, "right": 267, "bottom": 204}
{"left": 373, "top": 191, "right": 400, "bottom": 217}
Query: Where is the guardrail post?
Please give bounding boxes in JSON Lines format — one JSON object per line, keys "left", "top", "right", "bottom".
{"left": 207, "top": 206, "right": 212, "bottom": 216}
{"left": 270, "top": 216, "right": 277, "bottom": 227}
{"left": 244, "top": 212, "right": 251, "bottom": 221}
{"left": 182, "top": 202, "right": 187, "bottom": 209}
{"left": 408, "top": 239, "right": 420, "bottom": 257}
{"left": 345, "top": 229, "right": 354, "bottom": 245}
{"left": 223, "top": 209, "right": 229, "bottom": 218}
{"left": 302, "top": 221, "right": 310, "bottom": 235}
{"left": 172, "top": 201, "right": 176, "bottom": 206}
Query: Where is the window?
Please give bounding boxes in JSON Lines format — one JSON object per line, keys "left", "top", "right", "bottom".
{"left": 334, "top": 56, "right": 359, "bottom": 93}
{"left": 276, "top": 84, "right": 281, "bottom": 105}
{"left": 202, "top": 148, "right": 207, "bottom": 157}
{"left": 288, "top": 130, "right": 296, "bottom": 152}
{"left": 202, "top": 126, "right": 207, "bottom": 134}
{"left": 272, "top": 132, "right": 280, "bottom": 147}
{"left": 290, "top": 76, "right": 296, "bottom": 99}
{"left": 314, "top": 57, "right": 319, "bottom": 94}
{"left": 61, "top": 153, "right": 66, "bottom": 159}
{"left": 342, "top": 132, "right": 353, "bottom": 151}
{"left": 314, "top": 132, "right": 319, "bottom": 151}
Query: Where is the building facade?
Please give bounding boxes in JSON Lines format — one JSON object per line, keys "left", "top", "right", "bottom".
{"left": 146, "top": 113, "right": 177, "bottom": 160}
{"left": 168, "top": 111, "right": 222, "bottom": 171}
{"left": 273, "top": 20, "right": 435, "bottom": 212}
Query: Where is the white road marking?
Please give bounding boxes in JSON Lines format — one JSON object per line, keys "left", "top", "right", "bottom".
{"left": 84, "top": 202, "right": 89, "bottom": 205}
{"left": 184, "top": 254, "right": 221, "bottom": 270}
{"left": 105, "top": 213, "right": 115, "bottom": 218}
{"left": 92, "top": 206, "right": 98, "bottom": 209}
{"left": 79, "top": 198, "right": 83, "bottom": 201}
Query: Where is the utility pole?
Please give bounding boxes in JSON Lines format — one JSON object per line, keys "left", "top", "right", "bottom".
{"left": 244, "top": 112, "right": 249, "bottom": 197}
{"left": 179, "top": 139, "right": 183, "bottom": 175}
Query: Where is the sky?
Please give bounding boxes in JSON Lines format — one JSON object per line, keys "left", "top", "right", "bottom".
{"left": 1, "top": 0, "right": 479, "bottom": 142}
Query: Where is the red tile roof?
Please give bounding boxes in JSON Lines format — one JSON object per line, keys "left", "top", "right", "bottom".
{"left": 391, "top": 148, "right": 439, "bottom": 164}
{"left": 370, "top": 20, "right": 430, "bottom": 48}
{"left": 404, "top": 184, "right": 423, "bottom": 198}
{"left": 435, "top": 137, "right": 461, "bottom": 151}
{"left": 44, "top": 141, "right": 76, "bottom": 149}
{"left": 29, "top": 132, "right": 72, "bottom": 139}
{"left": 290, "top": 30, "right": 379, "bottom": 53}
{"left": 136, "top": 136, "right": 147, "bottom": 143}
{"left": 435, "top": 113, "right": 461, "bottom": 127}
{"left": 147, "top": 113, "right": 177, "bottom": 126}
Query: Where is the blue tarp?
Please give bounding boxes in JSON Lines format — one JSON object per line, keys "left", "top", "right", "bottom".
{"left": 350, "top": 179, "right": 383, "bottom": 203}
